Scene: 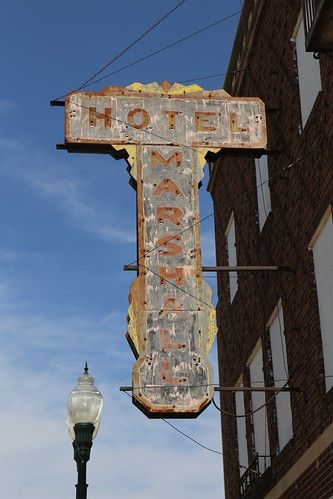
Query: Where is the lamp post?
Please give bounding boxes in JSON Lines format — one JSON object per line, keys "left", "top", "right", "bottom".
{"left": 67, "top": 363, "right": 103, "bottom": 499}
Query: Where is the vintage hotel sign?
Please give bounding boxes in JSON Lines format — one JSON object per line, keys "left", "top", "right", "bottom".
{"left": 63, "top": 81, "right": 267, "bottom": 417}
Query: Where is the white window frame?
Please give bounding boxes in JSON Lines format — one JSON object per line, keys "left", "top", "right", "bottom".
{"left": 309, "top": 206, "right": 333, "bottom": 392}
{"left": 294, "top": 12, "right": 322, "bottom": 127}
{"left": 235, "top": 376, "right": 248, "bottom": 476}
{"left": 255, "top": 156, "right": 271, "bottom": 231}
{"left": 267, "top": 300, "right": 293, "bottom": 451}
{"left": 248, "top": 341, "right": 270, "bottom": 473}
{"left": 225, "top": 212, "right": 238, "bottom": 302}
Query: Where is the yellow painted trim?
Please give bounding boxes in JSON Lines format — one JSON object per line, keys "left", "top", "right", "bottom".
{"left": 125, "top": 81, "right": 230, "bottom": 96}
{"left": 112, "top": 144, "right": 136, "bottom": 166}
{"left": 196, "top": 147, "right": 220, "bottom": 167}
{"left": 126, "top": 82, "right": 167, "bottom": 93}
{"left": 112, "top": 144, "right": 137, "bottom": 180}
{"left": 264, "top": 423, "right": 333, "bottom": 499}
{"left": 167, "top": 83, "right": 204, "bottom": 94}
{"left": 126, "top": 81, "right": 205, "bottom": 95}
{"left": 207, "top": 307, "right": 218, "bottom": 352}
{"left": 126, "top": 81, "right": 204, "bottom": 94}
{"left": 127, "top": 302, "right": 139, "bottom": 355}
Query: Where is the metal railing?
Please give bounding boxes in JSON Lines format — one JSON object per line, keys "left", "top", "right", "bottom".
{"left": 240, "top": 454, "right": 271, "bottom": 497}
{"left": 303, "top": 0, "right": 320, "bottom": 38}
{"left": 302, "top": 0, "right": 333, "bottom": 52}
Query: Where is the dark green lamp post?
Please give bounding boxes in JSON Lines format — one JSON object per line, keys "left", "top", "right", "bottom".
{"left": 67, "top": 364, "right": 103, "bottom": 499}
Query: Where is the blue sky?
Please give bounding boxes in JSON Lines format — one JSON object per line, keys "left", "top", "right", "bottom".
{"left": 0, "top": 2, "right": 240, "bottom": 497}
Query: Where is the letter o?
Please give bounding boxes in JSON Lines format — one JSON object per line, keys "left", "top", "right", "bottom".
{"left": 127, "top": 108, "right": 150, "bottom": 129}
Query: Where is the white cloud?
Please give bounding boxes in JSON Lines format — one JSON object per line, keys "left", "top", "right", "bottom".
{"left": 0, "top": 127, "right": 223, "bottom": 499}
{"left": 0, "top": 248, "right": 41, "bottom": 263}
{"left": 27, "top": 170, "right": 136, "bottom": 243}
{"left": 0, "top": 304, "right": 224, "bottom": 499}
{"left": 0, "top": 99, "right": 15, "bottom": 114}
{"left": 0, "top": 274, "right": 224, "bottom": 499}
{"left": 0, "top": 140, "right": 136, "bottom": 244}
{"left": 0, "top": 136, "right": 26, "bottom": 152}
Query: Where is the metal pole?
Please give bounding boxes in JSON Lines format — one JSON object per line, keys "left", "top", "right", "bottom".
{"left": 123, "top": 264, "right": 292, "bottom": 272}
{"left": 73, "top": 423, "right": 94, "bottom": 499}
{"left": 201, "top": 265, "right": 292, "bottom": 272}
{"left": 119, "top": 385, "right": 300, "bottom": 393}
{"left": 76, "top": 462, "right": 88, "bottom": 499}
{"left": 213, "top": 386, "right": 299, "bottom": 392}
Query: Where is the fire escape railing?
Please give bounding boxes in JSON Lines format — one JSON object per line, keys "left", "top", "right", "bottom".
{"left": 303, "top": 0, "right": 333, "bottom": 52}
{"left": 303, "top": 0, "right": 320, "bottom": 38}
{"left": 239, "top": 454, "right": 271, "bottom": 498}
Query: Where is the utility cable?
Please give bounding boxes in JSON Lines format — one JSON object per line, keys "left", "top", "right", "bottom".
{"left": 179, "top": 67, "right": 248, "bottom": 84}
{"left": 64, "top": 101, "right": 219, "bottom": 312}
{"left": 52, "top": 0, "right": 188, "bottom": 101}
{"left": 256, "top": 159, "right": 289, "bottom": 379}
{"left": 122, "top": 387, "right": 296, "bottom": 469}
{"left": 63, "top": 103, "right": 218, "bottom": 312}
{"left": 218, "top": 132, "right": 311, "bottom": 421}
{"left": 212, "top": 381, "right": 290, "bottom": 418}
{"left": 122, "top": 373, "right": 332, "bottom": 392}
{"left": 161, "top": 419, "right": 223, "bottom": 456}
{"left": 64, "top": 100, "right": 315, "bottom": 271}
{"left": 54, "top": 10, "right": 242, "bottom": 95}
{"left": 125, "top": 213, "right": 214, "bottom": 267}
{"left": 255, "top": 149, "right": 318, "bottom": 189}
{"left": 122, "top": 390, "right": 223, "bottom": 457}
{"left": 137, "top": 261, "right": 215, "bottom": 311}
{"left": 61, "top": 87, "right": 320, "bottom": 317}
{"left": 68, "top": 101, "right": 207, "bottom": 158}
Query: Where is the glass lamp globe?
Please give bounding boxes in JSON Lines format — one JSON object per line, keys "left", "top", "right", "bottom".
{"left": 67, "top": 364, "right": 103, "bottom": 441}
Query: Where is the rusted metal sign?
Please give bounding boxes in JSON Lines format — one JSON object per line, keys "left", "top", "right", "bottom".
{"left": 63, "top": 81, "right": 267, "bottom": 418}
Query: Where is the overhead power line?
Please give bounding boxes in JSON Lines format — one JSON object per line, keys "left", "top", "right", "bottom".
{"left": 179, "top": 67, "right": 248, "bottom": 84}
{"left": 256, "top": 149, "right": 318, "bottom": 188}
{"left": 212, "top": 381, "right": 291, "bottom": 418}
{"left": 125, "top": 213, "right": 214, "bottom": 267}
{"left": 53, "top": 0, "right": 188, "bottom": 101}
{"left": 138, "top": 261, "right": 215, "bottom": 311}
{"left": 162, "top": 419, "right": 223, "bottom": 456}
{"left": 53, "top": 9, "right": 242, "bottom": 98}
{"left": 122, "top": 390, "right": 223, "bottom": 457}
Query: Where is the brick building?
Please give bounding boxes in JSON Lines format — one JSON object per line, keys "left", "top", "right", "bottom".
{"left": 208, "top": 1, "right": 333, "bottom": 497}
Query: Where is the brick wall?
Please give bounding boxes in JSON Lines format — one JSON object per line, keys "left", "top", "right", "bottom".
{"left": 209, "top": 0, "right": 333, "bottom": 497}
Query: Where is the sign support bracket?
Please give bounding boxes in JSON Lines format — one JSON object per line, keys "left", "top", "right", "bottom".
{"left": 123, "top": 265, "right": 292, "bottom": 272}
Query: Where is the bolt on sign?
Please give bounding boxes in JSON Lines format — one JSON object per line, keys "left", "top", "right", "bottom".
{"left": 63, "top": 81, "right": 267, "bottom": 418}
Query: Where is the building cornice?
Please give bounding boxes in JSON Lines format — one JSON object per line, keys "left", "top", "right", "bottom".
{"left": 224, "top": 0, "right": 266, "bottom": 95}
{"left": 208, "top": 0, "right": 265, "bottom": 193}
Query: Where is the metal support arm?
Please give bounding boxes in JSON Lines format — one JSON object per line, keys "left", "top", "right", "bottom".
{"left": 123, "top": 264, "right": 292, "bottom": 272}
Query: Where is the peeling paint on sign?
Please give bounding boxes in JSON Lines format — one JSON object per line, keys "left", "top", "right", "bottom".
{"left": 64, "top": 81, "right": 267, "bottom": 418}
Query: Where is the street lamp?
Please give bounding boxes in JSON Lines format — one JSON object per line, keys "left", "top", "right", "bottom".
{"left": 67, "top": 363, "right": 103, "bottom": 499}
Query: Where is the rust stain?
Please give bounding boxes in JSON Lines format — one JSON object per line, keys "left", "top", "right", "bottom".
{"left": 65, "top": 81, "right": 267, "bottom": 151}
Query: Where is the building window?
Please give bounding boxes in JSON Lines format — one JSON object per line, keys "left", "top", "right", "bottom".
{"left": 225, "top": 213, "right": 238, "bottom": 302}
{"left": 309, "top": 208, "right": 333, "bottom": 392}
{"left": 267, "top": 302, "right": 293, "bottom": 451}
{"left": 295, "top": 14, "right": 322, "bottom": 127}
{"left": 249, "top": 343, "right": 270, "bottom": 473}
{"left": 236, "top": 377, "right": 248, "bottom": 476}
{"left": 255, "top": 156, "right": 271, "bottom": 231}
